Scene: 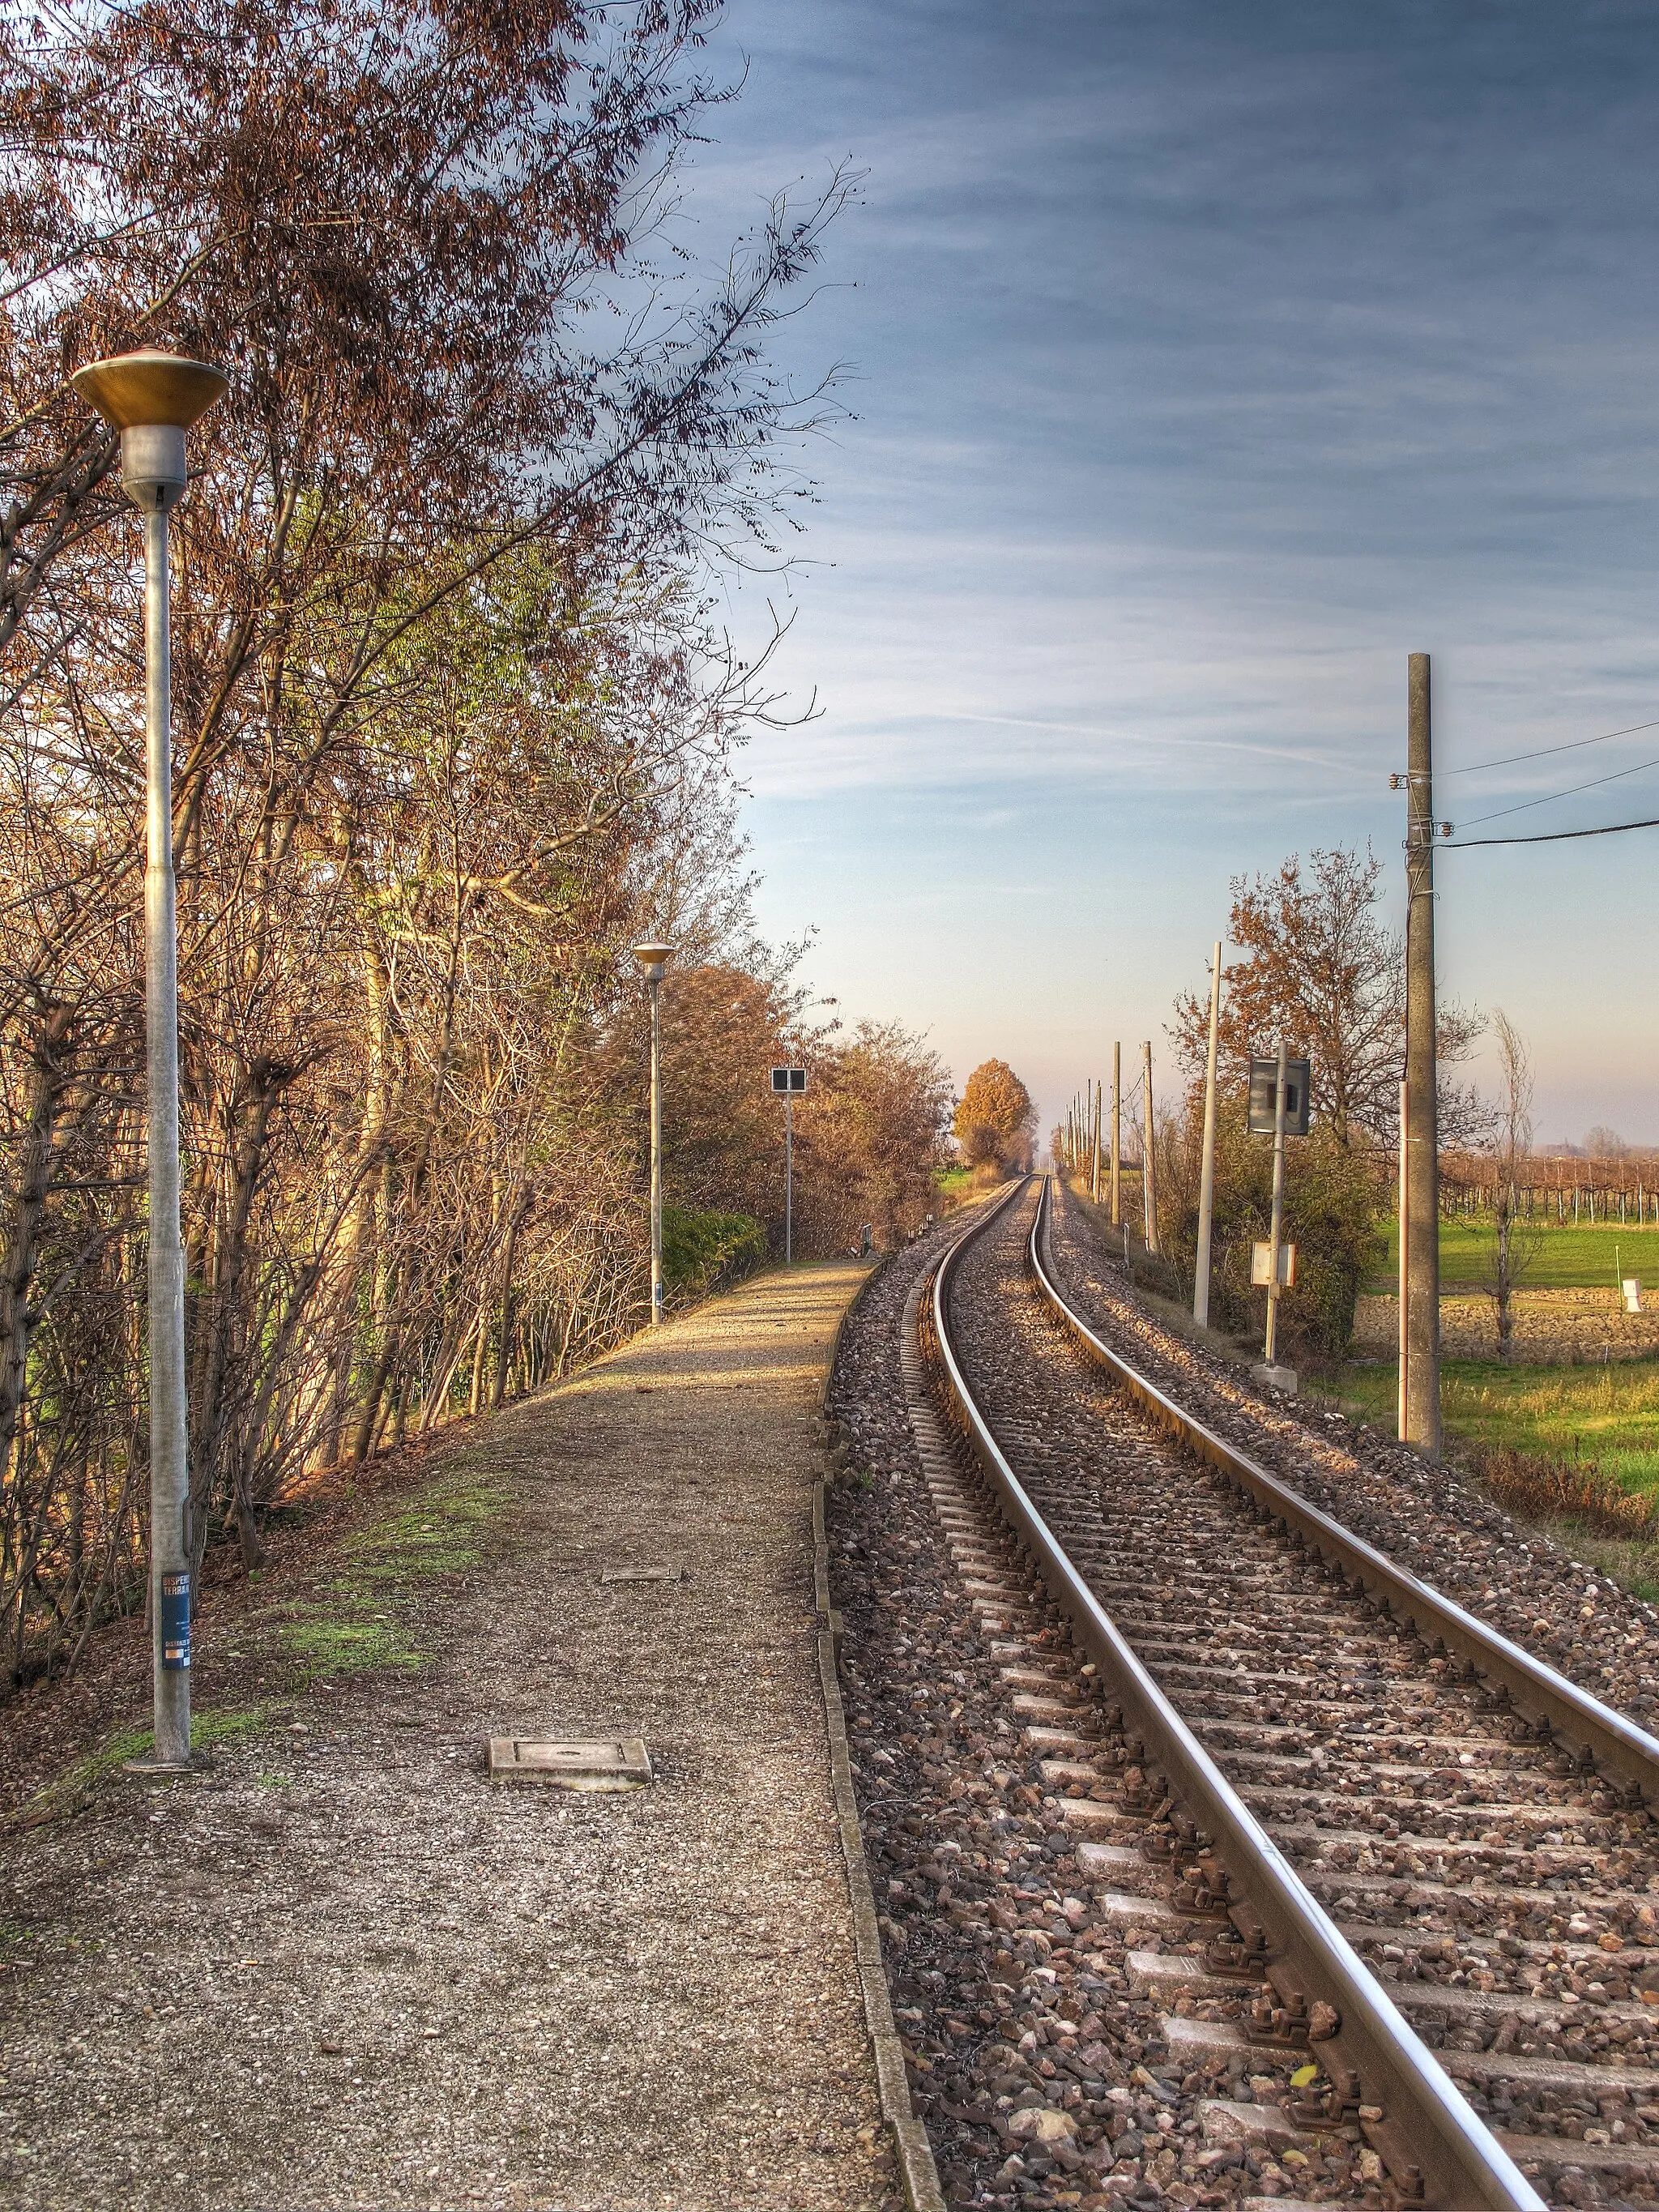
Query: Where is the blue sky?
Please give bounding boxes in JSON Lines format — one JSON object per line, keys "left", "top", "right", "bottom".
{"left": 684, "top": 0, "right": 1659, "bottom": 1145}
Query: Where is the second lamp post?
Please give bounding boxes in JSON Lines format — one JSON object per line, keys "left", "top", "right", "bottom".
{"left": 632, "top": 942, "right": 674, "bottom": 1323}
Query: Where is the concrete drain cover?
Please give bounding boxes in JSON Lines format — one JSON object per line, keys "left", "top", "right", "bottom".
{"left": 599, "top": 1565, "right": 685, "bottom": 1586}
{"left": 488, "top": 1737, "right": 652, "bottom": 1791}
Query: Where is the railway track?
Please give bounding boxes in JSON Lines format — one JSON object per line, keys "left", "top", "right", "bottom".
{"left": 893, "top": 1174, "right": 1659, "bottom": 2212}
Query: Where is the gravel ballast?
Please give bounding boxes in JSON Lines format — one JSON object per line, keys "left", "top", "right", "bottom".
{"left": 1047, "top": 1178, "right": 1659, "bottom": 1717}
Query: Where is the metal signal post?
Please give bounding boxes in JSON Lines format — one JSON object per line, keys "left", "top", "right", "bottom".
{"left": 632, "top": 942, "right": 675, "bottom": 1324}
{"left": 771, "top": 1067, "right": 807, "bottom": 1261}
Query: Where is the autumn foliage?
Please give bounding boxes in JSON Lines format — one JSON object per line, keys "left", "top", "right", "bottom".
{"left": 0, "top": 3, "right": 914, "bottom": 1687}
{"left": 953, "top": 1060, "right": 1036, "bottom": 1174}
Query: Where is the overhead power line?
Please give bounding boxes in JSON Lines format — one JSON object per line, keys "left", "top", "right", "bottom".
{"left": 1446, "top": 812, "right": 1659, "bottom": 850}
{"left": 1452, "top": 748, "right": 1659, "bottom": 829}
{"left": 1444, "top": 713, "right": 1659, "bottom": 777}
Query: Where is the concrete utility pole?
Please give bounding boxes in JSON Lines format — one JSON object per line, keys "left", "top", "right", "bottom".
{"left": 1403, "top": 652, "right": 1442, "bottom": 1457}
{"left": 1264, "top": 1040, "right": 1290, "bottom": 1364}
{"left": 71, "top": 348, "right": 228, "bottom": 1772}
{"left": 1193, "top": 940, "right": 1223, "bottom": 1328}
{"left": 1091, "top": 1078, "right": 1102, "bottom": 1204}
{"left": 1141, "top": 1041, "right": 1159, "bottom": 1255}
{"left": 1110, "top": 1042, "right": 1122, "bottom": 1225}
{"left": 1397, "top": 1078, "right": 1410, "bottom": 1440}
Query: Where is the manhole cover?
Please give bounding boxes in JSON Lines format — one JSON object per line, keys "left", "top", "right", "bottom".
{"left": 488, "top": 1737, "right": 652, "bottom": 1791}
{"left": 599, "top": 1565, "right": 686, "bottom": 1586}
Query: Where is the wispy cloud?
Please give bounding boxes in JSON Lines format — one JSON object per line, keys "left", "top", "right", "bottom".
{"left": 694, "top": 0, "right": 1659, "bottom": 1136}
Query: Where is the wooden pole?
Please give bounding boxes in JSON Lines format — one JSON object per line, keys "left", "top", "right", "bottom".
{"left": 1397, "top": 1078, "right": 1409, "bottom": 1440}
{"left": 1111, "top": 1042, "right": 1121, "bottom": 1226}
{"left": 1141, "top": 1040, "right": 1159, "bottom": 1255}
{"left": 1194, "top": 940, "right": 1222, "bottom": 1327}
{"left": 1265, "top": 1040, "right": 1288, "bottom": 1364}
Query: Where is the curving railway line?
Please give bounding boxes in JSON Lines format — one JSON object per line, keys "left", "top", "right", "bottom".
{"left": 830, "top": 1174, "right": 1659, "bottom": 2212}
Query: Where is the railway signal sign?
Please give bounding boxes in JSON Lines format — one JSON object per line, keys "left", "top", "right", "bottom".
{"left": 771, "top": 1069, "right": 806, "bottom": 1261}
{"left": 1247, "top": 1056, "right": 1311, "bottom": 1137}
{"left": 1251, "top": 1241, "right": 1296, "bottom": 1288}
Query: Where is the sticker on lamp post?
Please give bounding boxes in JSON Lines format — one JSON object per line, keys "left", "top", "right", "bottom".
{"left": 160, "top": 1571, "right": 191, "bottom": 1670}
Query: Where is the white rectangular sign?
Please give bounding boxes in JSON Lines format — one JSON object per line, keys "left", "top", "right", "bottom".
{"left": 1251, "top": 1241, "right": 1296, "bottom": 1287}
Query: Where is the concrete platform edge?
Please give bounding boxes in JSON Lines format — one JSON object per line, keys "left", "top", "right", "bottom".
{"left": 814, "top": 1253, "right": 946, "bottom": 2212}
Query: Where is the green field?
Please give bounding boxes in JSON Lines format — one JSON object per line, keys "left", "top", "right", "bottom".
{"left": 1314, "top": 1357, "right": 1659, "bottom": 1500}
{"left": 1368, "top": 1217, "right": 1659, "bottom": 1292}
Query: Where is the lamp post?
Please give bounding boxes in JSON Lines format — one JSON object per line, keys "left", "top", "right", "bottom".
{"left": 631, "top": 942, "right": 674, "bottom": 1323}
{"left": 70, "top": 348, "right": 228, "bottom": 1770}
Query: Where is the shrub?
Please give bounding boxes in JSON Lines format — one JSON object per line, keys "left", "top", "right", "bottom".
{"left": 661, "top": 1205, "right": 768, "bottom": 1296}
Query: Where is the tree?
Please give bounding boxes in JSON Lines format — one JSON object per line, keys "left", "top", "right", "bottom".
{"left": 1170, "top": 846, "right": 1482, "bottom": 1150}
{"left": 0, "top": 0, "right": 852, "bottom": 1684}
{"left": 953, "top": 1060, "right": 1034, "bottom": 1174}
{"left": 795, "top": 1023, "right": 953, "bottom": 1252}
{"left": 1486, "top": 1010, "right": 1541, "bottom": 1364}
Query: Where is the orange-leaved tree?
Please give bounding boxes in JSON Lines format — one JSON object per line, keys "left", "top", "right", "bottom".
{"left": 953, "top": 1060, "right": 1035, "bottom": 1173}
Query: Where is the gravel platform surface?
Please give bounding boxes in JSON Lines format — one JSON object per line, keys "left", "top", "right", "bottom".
{"left": 1, "top": 1261, "right": 895, "bottom": 2212}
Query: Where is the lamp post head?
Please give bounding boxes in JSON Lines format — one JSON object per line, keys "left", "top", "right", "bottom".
{"left": 71, "top": 348, "right": 228, "bottom": 513}
{"left": 631, "top": 941, "right": 674, "bottom": 985}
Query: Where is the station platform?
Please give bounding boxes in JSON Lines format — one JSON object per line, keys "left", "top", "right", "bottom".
{"left": 0, "top": 1261, "right": 905, "bottom": 2212}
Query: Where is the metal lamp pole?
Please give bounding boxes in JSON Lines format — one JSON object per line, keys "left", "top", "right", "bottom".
{"left": 632, "top": 943, "right": 675, "bottom": 1323}
{"left": 71, "top": 350, "right": 228, "bottom": 1771}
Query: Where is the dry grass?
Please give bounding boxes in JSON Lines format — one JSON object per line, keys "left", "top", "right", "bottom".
{"left": 1478, "top": 1444, "right": 1657, "bottom": 1539}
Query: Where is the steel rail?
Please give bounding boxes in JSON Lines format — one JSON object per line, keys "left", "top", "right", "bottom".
{"left": 1030, "top": 1176, "right": 1659, "bottom": 1805}
{"left": 928, "top": 1177, "right": 1545, "bottom": 2212}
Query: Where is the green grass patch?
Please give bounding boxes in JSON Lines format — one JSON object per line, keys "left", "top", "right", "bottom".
{"left": 1367, "top": 1217, "right": 1659, "bottom": 1292}
{"left": 11, "top": 1462, "right": 514, "bottom": 1831}
{"left": 339, "top": 1467, "right": 506, "bottom": 1587}
{"left": 13, "top": 1705, "right": 272, "bottom": 1827}
{"left": 277, "top": 1464, "right": 512, "bottom": 1680}
{"left": 1311, "top": 1356, "right": 1659, "bottom": 1498}
{"left": 275, "top": 1612, "right": 420, "bottom": 1680}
